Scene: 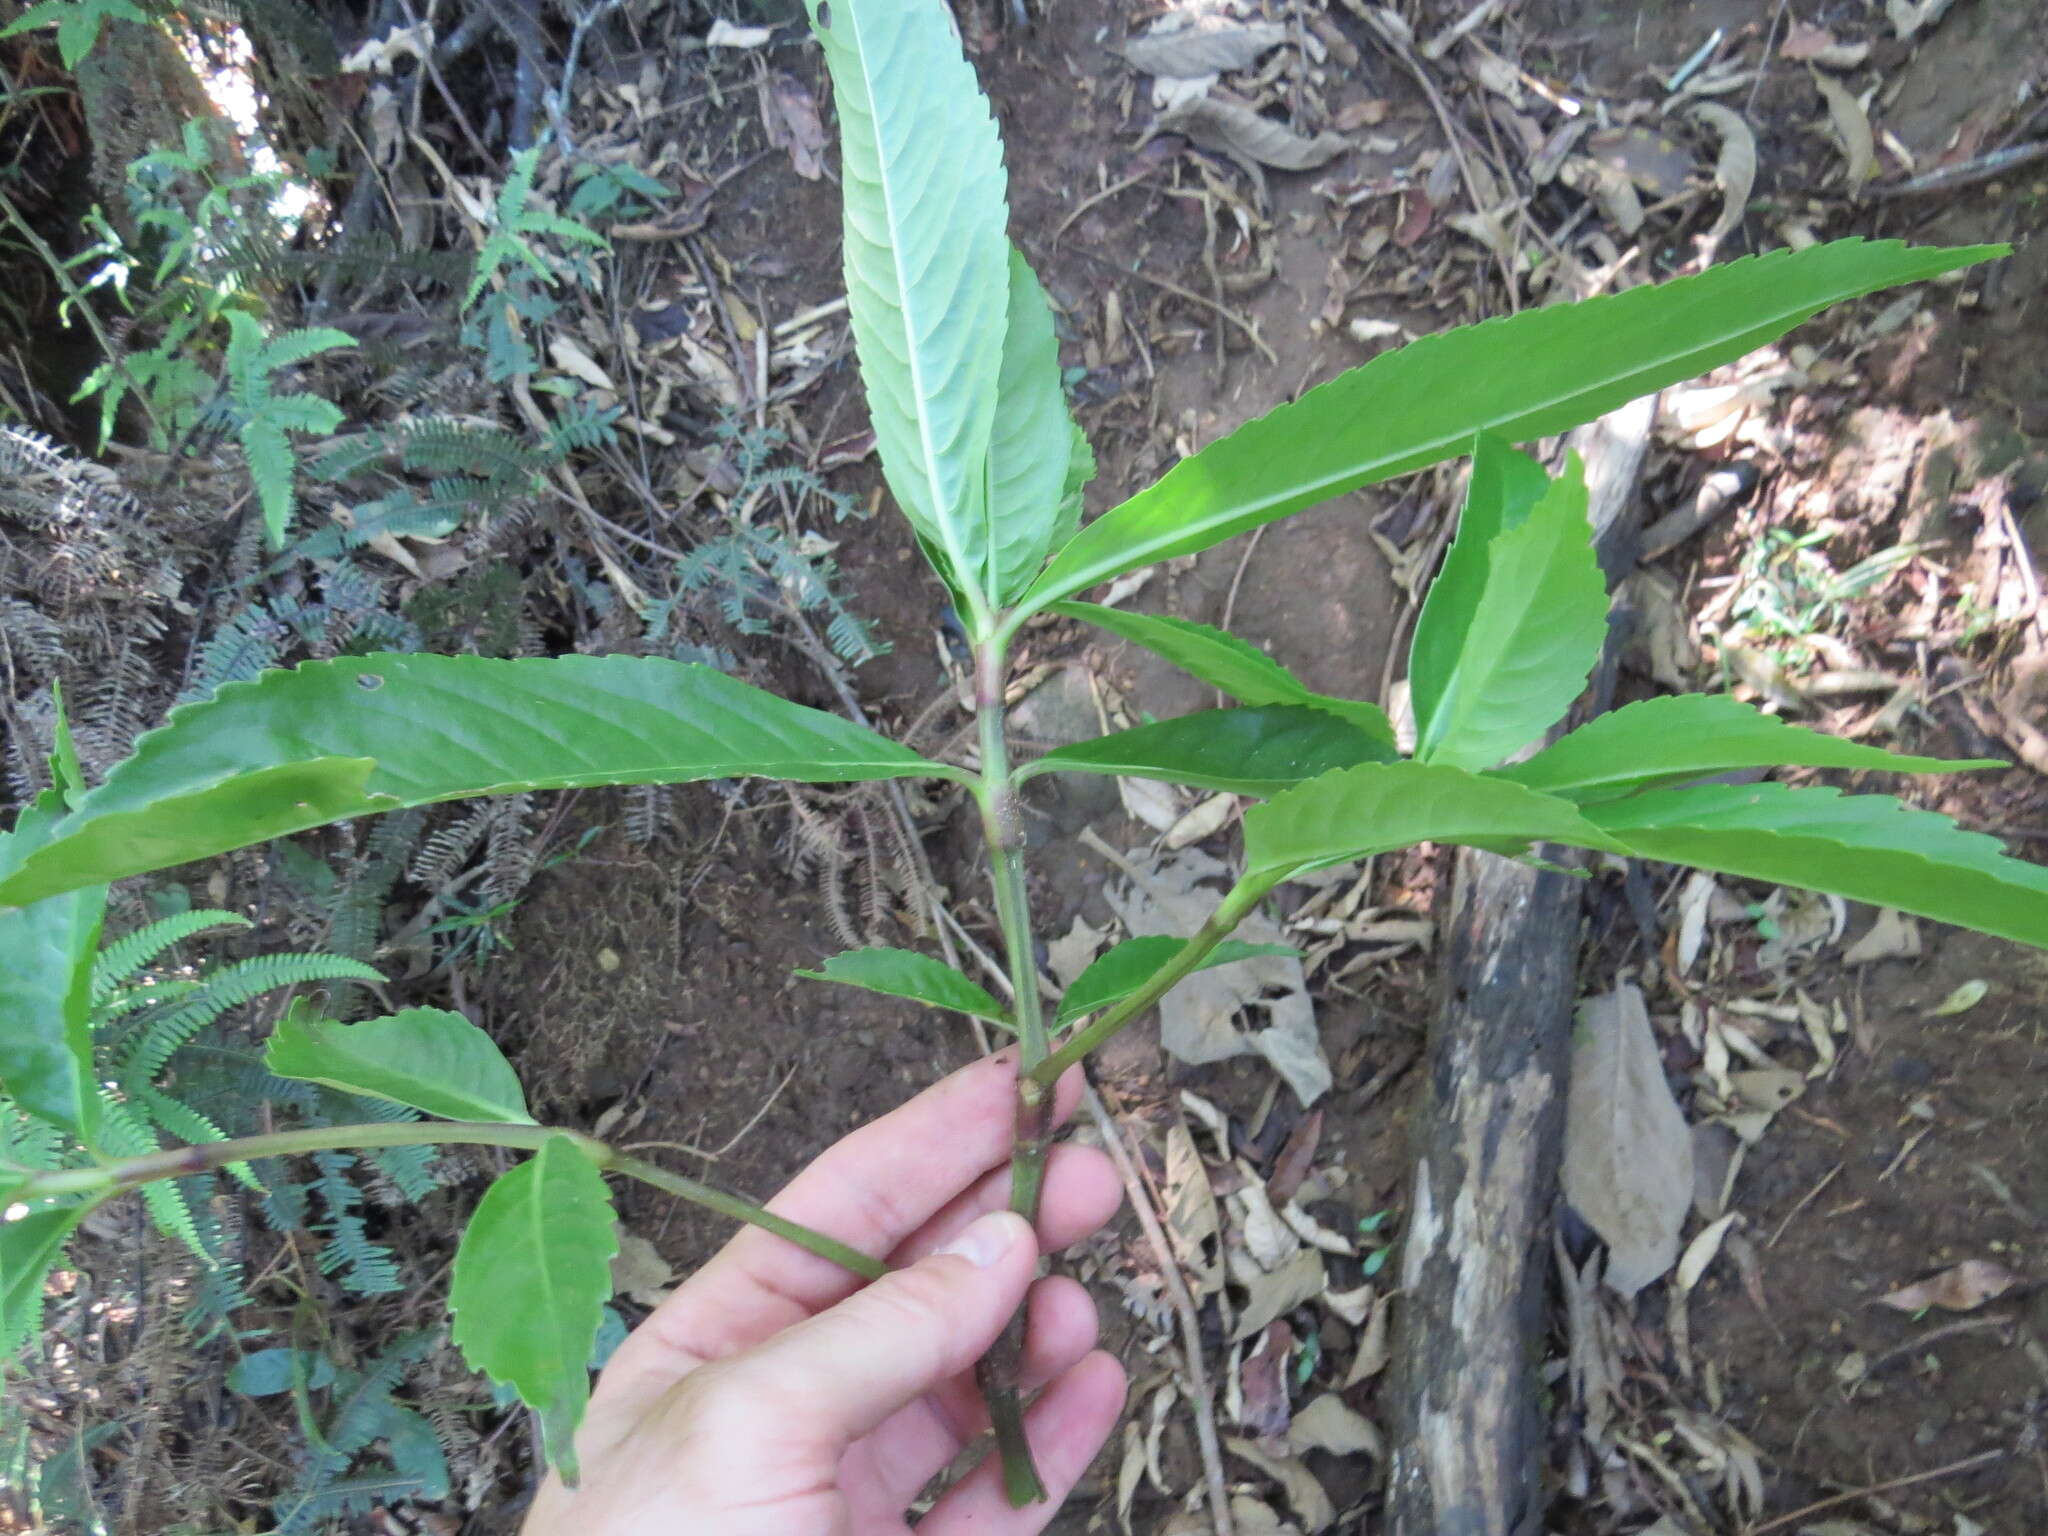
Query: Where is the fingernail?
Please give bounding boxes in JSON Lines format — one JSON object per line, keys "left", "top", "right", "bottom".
{"left": 935, "top": 1211, "right": 1022, "bottom": 1270}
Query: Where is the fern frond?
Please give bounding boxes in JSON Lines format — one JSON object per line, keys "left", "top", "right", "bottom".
{"left": 118, "top": 951, "right": 383, "bottom": 1083}
{"left": 93, "top": 909, "right": 252, "bottom": 1001}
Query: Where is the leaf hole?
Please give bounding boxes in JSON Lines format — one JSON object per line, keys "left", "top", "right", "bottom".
{"left": 816, "top": 0, "right": 830, "bottom": 26}
{"left": 357, "top": 673, "right": 385, "bottom": 691}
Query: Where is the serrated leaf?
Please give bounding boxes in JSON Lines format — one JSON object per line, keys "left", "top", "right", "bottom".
{"left": 1054, "top": 602, "right": 1395, "bottom": 745}
{"left": 1242, "top": 760, "right": 1620, "bottom": 879}
{"left": 986, "top": 248, "right": 1076, "bottom": 604}
{"left": 0, "top": 791, "right": 105, "bottom": 1142}
{"left": 795, "top": 947, "right": 1008, "bottom": 1025}
{"left": 1, "top": 1203, "right": 91, "bottom": 1358}
{"left": 1498, "top": 693, "right": 2001, "bottom": 802}
{"left": 1587, "top": 782, "right": 2048, "bottom": 948}
{"left": 805, "top": 0, "right": 1010, "bottom": 614}
{"left": 1022, "top": 705, "right": 1394, "bottom": 797}
{"left": 0, "top": 654, "right": 946, "bottom": 907}
{"left": 1408, "top": 433, "right": 1551, "bottom": 740}
{"left": 449, "top": 1136, "right": 616, "bottom": 1484}
{"left": 1015, "top": 240, "right": 2003, "bottom": 614}
{"left": 1055, "top": 937, "right": 1297, "bottom": 1026}
{"left": 1414, "top": 452, "right": 1607, "bottom": 769}
{"left": 266, "top": 1004, "right": 534, "bottom": 1123}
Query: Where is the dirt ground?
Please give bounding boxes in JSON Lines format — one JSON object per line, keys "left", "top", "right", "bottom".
{"left": 473, "top": 2, "right": 2048, "bottom": 1532}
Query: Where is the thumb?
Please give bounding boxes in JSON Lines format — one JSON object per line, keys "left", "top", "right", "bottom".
{"left": 711, "top": 1209, "right": 1038, "bottom": 1444}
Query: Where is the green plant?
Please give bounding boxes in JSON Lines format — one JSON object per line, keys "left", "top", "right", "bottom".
{"left": 1, "top": 0, "right": 2035, "bottom": 1515}
{"left": 0, "top": 0, "right": 149, "bottom": 68}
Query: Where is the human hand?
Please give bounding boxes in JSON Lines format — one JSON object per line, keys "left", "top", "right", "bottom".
{"left": 521, "top": 1049, "right": 1128, "bottom": 1535}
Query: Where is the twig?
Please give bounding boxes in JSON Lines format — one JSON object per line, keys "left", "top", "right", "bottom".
{"left": 1355, "top": 11, "right": 1520, "bottom": 312}
{"left": 1745, "top": 0, "right": 1791, "bottom": 122}
{"left": 1082, "top": 1081, "right": 1235, "bottom": 1536}
{"left": 1766, "top": 1159, "right": 1843, "bottom": 1248}
{"left": 1067, "top": 247, "right": 1279, "bottom": 366}
{"left": 1217, "top": 526, "right": 1267, "bottom": 707}
{"left": 1745, "top": 1448, "right": 2005, "bottom": 1535}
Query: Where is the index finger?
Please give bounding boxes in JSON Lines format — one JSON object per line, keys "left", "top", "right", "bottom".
{"left": 596, "top": 1050, "right": 1083, "bottom": 1401}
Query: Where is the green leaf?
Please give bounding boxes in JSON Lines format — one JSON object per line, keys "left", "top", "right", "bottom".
{"left": 1021, "top": 705, "right": 1395, "bottom": 797}
{"left": 1056, "top": 937, "right": 1297, "bottom": 1026}
{"left": 986, "top": 248, "right": 1077, "bottom": 605}
{"left": 257, "top": 326, "right": 357, "bottom": 374}
{"left": 1586, "top": 782, "right": 2048, "bottom": 949}
{"left": 1414, "top": 452, "right": 1608, "bottom": 770}
{"left": 805, "top": 0, "right": 1011, "bottom": 614}
{"left": 0, "top": 654, "right": 949, "bottom": 907}
{"left": 48, "top": 681, "right": 85, "bottom": 808}
{"left": 1242, "top": 760, "right": 1621, "bottom": 879}
{"left": 1053, "top": 602, "right": 1395, "bottom": 745}
{"left": 449, "top": 1136, "right": 616, "bottom": 1484}
{"left": 795, "top": 947, "right": 1008, "bottom": 1025}
{"left": 1014, "top": 240, "right": 2004, "bottom": 614}
{"left": 1498, "top": 694, "right": 2003, "bottom": 803}
{"left": 266, "top": 1004, "right": 534, "bottom": 1123}
{"left": 1407, "top": 433, "right": 1551, "bottom": 741}
{"left": 240, "top": 419, "right": 298, "bottom": 546}
{"left": 0, "top": 791, "right": 106, "bottom": 1142}
{"left": 2, "top": 1203, "right": 92, "bottom": 1358}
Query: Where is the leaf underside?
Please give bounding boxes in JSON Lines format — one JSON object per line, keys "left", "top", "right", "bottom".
{"left": 2, "top": 1203, "right": 92, "bottom": 1358}
{"left": 449, "top": 1136, "right": 617, "bottom": 1484}
{"left": 0, "top": 653, "right": 943, "bottom": 907}
{"left": 986, "top": 248, "right": 1079, "bottom": 604}
{"left": 0, "top": 789, "right": 106, "bottom": 1141}
{"left": 806, "top": 0, "right": 1011, "bottom": 608}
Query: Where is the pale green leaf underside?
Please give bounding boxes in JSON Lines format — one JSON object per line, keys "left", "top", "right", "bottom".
{"left": 796, "top": 947, "right": 1009, "bottom": 1025}
{"left": 266, "top": 1005, "right": 535, "bottom": 1124}
{"left": 807, "top": 0, "right": 1011, "bottom": 606}
{"left": 1407, "top": 433, "right": 1551, "bottom": 744}
{"left": 1586, "top": 782, "right": 2048, "bottom": 949}
{"left": 1053, "top": 602, "right": 1396, "bottom": 745}
{"left": 1017, "top": 240, "right": 2003, "bottom": 613}
{"left": 1021, "top": 705, "right": 1396, "bottom": 797}
{"left": 1414, "top": 454, "right": 1608, "bottom": 770}
{"left": 987, "top": 248, "right": 1077, "bottom": 605}
{"left": 450, "top": 1137, "right": 617, "bottom": 1484}
{"left": 0, "top": 654, "right": 946, "bottom": 907}
{"left": 0, "top": 790, "right": 105, "bottom": 1142}
{"left": 1243, "top": 760, "right": 1622, "bottom": 878}
{"left": 1499, "top": 694, "right": 2003, "bottom": 803}
{"left": 1055, "top": 937, "right": 1297, "bottom": 1027}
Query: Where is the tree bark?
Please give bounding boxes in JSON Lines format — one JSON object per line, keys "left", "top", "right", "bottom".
{"left": 1384, "top": 396, "right": 1655, "bottom": 1536}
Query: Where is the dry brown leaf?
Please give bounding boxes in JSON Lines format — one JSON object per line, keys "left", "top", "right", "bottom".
{"left": 1286, "top": 1394, "right": 1383, "bottom": 1459}
{"left": 1927, "top": 978, "right": 1989, "bottom": 1016}
{"left": 1238, "top": 1320, "right": 1295, "bottom": 1442}
{"left": 609, "top": 1229, "right": 674, "bottom": 1307}
{"left": 1876, "top": 1258, "right": 2021, "bottom": 1312}
{"left": 1233, "top": 1248, "right": 1325, "bottom": 1341}
{"left": 1563, "top": 984, "right": 1694, "bottom": 1296}
{"left": 1842, "top": 907, "right": 1921, "bottom": 965}
{"left": 1778, "top": 21, "right": 1870, "bottom": 68}
{"left": 1225, "top": 1439, "right": 1337, "bottom": 1533}
{"left": 1887, "top": 0, "right": 1959, "bottom": 40}
{"left": 761, "top": 71, "right": 826, "bottom": 181}
{"left": 1690, "top": 103, "right": 1757, "bottom": 249}
{"left": 1811, "top": 71, "right": 1876, "bottom": 190}
{"left": 1121, "top": 17, "right": 1288, "bottom": 79}
{"left": 1266, "top": 1108, "right": 1323, "bottom": 1207}
{"left": 1162, "top": 95, "right": 1351, "bottom": 173}
{"left": 1163, "top": 1118, "right": 1225, "bottom": 1297}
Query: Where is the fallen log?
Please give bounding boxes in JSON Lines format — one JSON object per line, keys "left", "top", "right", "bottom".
{"left": 1384, "top": 395, "right": 1656, "bottom": 1536}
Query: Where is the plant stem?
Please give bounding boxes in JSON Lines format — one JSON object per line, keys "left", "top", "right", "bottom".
{"left": 1030, "top": 874, "right": 1279, "bottom": 1089}
{"left": 972, "top": 636, "right": 1051, "bottom": 1506}
{"left": 11, "top": 1120, "right": 885, "bottom": 1281}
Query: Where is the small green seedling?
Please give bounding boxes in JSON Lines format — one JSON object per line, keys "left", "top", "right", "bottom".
{"left": 1, "top": 0, "right": 2032, "bottom": 1511}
